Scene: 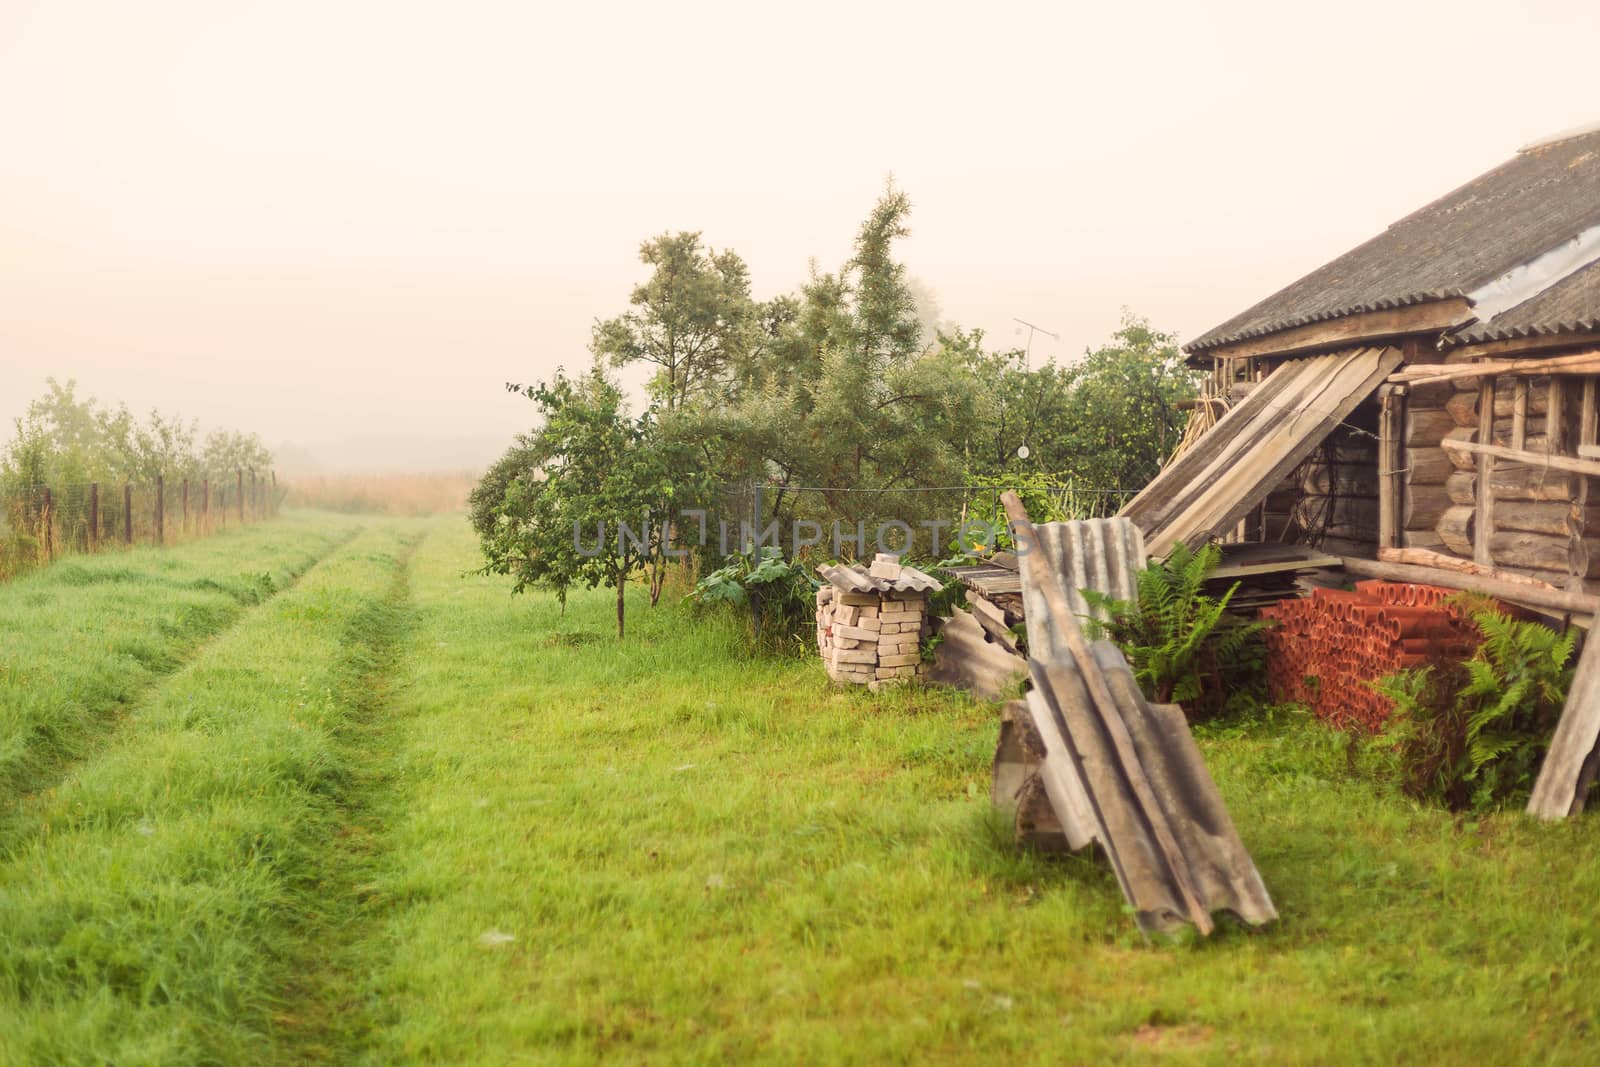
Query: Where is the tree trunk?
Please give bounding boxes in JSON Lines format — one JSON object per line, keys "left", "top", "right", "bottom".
{"left": 616, "top": 573, "right": 626, "bottom": 638}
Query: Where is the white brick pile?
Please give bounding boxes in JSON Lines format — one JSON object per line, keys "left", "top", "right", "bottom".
{"left": 814, "top": 554, "right": 934, "bottom": 689}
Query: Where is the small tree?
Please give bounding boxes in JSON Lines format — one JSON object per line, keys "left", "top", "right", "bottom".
{"left": 477, "top": 367, "right": 707, "bottom": 638}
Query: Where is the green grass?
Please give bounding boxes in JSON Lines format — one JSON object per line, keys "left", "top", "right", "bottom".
{"left": 4, "top": 512, "right": 1600, "bottom": 1063}
{"left": 0, "top": 513, "right": 360, "bottom": 813}
{"left": 0, "top": 520, "right": 420, "bottom": 1065}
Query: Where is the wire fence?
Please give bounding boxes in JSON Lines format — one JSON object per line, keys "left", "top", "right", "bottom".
{"left": 0, "top": 471, "right": 283, "bottom": 581}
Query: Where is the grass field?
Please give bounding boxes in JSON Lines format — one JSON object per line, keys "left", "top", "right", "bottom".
{"left": 4, "top": 511, "right": 1600, "bottom": 1064}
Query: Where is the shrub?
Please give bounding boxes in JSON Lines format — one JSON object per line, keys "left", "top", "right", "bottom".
{"left": 686, "top": 548, "right": 820, "bottom": 652}
{"left": 1373, "top": 599, "right": 1575, "bottom": 811}
{"left": 1081, "top": 542, "right": 1266, "bottom": 719}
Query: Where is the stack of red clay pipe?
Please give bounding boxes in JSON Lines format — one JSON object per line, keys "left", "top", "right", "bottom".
{"left": 1259, "top": 581, "right": 1480, "bottom": 732}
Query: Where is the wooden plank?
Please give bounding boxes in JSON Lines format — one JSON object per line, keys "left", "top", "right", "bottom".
{"left": 1196, "top": 299, "right": 1474, "bottom": 362}
{"left": 1127, "top": 347, "right": 1404, "bottom": 555}
{"left": 1476, "top": 377, "right": 1496, "bottom": 567}
{"left": 1572, "top": 379, "right": 1597, "bottom": 591}
{"left": 1511, "top": 379, "right": 1529, "bottom": 450}
{"left": 1378, "top": 385, "right": 1401, "bottom": 550}
{"left": 1442, "top": 438, "right": 1600, "bottom": 479}
{"left": 1528, "top": 634, "right": 1600, "bottom": 819}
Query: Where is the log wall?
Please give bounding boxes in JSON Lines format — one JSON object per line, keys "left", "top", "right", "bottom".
{"left": 1402, "top": 368, "right": 1600, "bottom": 586}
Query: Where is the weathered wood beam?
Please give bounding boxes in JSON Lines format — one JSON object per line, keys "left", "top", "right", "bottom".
{"left": 1341, "top": 556, "right": 1600, "bottom": 618}
{"left": 1193, "top": 299, "right": 1474, "bottom": 362}
{"left": 1442, "top": 438, "right": 1600, "bottom": 478}
{"left": 1376, "top": 546, "right": 1558, "bottom": 589}
{"left": 1378, "top": 385, "right": 1402, "bottom": 550}
{"left": 1389, "top": 349, "right": 1600, "bottom": 386}
{"left": 1476, "top": 377, "right": 1496, "bottom": 567}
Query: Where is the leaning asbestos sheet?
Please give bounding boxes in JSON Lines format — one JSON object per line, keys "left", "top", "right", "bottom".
{"left": 1121, "top": 346, "right": 1403, "bottom": 557}
{"left": 1528, "top": 633, "right": 1600, "bottom": 819}
{"left": 1005, "top": 496, "right": 1277, "bottom": 935}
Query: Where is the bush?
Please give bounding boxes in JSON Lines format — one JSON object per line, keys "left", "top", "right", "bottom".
{"left": 1374, "top": 599, "right": 1575, "bottom": 811}
{"left": 1081, "top": 542, "right": 1267, "bottom": 719}
{"left": 686, "top": 548, "right": 819, "bottom": 652}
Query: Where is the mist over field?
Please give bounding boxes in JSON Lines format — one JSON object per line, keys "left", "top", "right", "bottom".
{"left": 5, "top": 0, "right": 1600, "bottom": 473}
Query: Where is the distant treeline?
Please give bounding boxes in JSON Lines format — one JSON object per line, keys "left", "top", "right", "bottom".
{"left": 1, "top": 378, "right": 278, "bottom": 579}
{"left": 2, "top": 378, "right": 273, "bottom": 491}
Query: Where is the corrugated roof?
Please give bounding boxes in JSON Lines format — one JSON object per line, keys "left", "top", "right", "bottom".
{"left": 817, "top": 561, "right": 943, "bottom": 594}
{"left": 1450, "top": 258, "right": 1600, "bottom": 345}
{"left": 1009, "top": 509, "right": 1277, "bottom": 935}
{"left": 1121, "top": 347, "right": 1403, "bottom": 555}
{"left": 1190, "top": 128, "right": 1600, "bottom": 352}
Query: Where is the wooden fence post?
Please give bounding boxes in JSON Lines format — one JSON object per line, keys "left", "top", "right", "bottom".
{"left": 202, "top": 478, "right": 210, "bottom": 533}
{"left": 271, "top": 470, "right": 278, "bottom": 514}
{"left": 41, "top": 487, "right": 54, "bottom": 562}
{"left": 155, "top": 475, "right": 165, "bottom": 545}
{"left": 237, "top": 470, "right": 245, "bottom": 524}
{"left": 249, "top": 470, "right": 257, "bottom": 521}
{"left": 88, "top": 482, "right": 99, "bottom": 553}
{"left": 181, "top": 478, "right": 189, "bottom": 536}
{"left": 123, "top": 484, "right": 133, "bottom": 545}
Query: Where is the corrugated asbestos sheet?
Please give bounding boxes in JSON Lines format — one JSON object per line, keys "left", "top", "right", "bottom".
{"left": 1030, "top": 518, "right": 1145, "bottom": 623}
{"left": 1009, "top": 500, "right": 1277, "bottom": 935}
{"left": 1120, "top": 346, "right": 1403, "bottom": 557}
{"left": 1451, "top": 257, "right": 1600, "bottom": 345}
{"left": 1528, "top": 634, "right": 1600, "bottom": 819}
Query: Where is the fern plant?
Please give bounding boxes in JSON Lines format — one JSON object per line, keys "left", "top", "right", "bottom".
{"left": 1082, "top": 542, "right": 1267, "bottom": 719}
{"left": 1374, "top": 599, "right": 1576, "bottom": 811}
{"left": 685, "top": 547, "right": 820, "bottom": 653}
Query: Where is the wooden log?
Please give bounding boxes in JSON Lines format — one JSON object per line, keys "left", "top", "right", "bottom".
{"left": 1404, "top": 406, "right": 1457, "bottom": 447}
{"left": 1476, "top": 377, "right": 1496, "bottom": 567}
{"left": 1380, "top": 386, "right": 1402, "bottom": 549}
{"left": 1446, "top": 390, "right": 1479, "bottom": 427}
{"left": 1405, "top": 380, "right": 1457, "bottom": 408}
{"left": 1301, "top": 462, "right": 1379, "bottom": 497}
{"left": 1445, "top": 467, "right": 1574, "bottom": 504}
{"left": 1339, "top": 556, "right": 1600, "bottom": 617}
{"left": 1402, "top": 447, "right": 1455, "bottom": 485}
{"left": 1392, "top": 351, "right": 1600, "bottom": 386}
{"left": 1490, "top": 531, "right": 1600, "bottom": 576}
{"left": 1400, "top": 529, "right": 1447, "bottom": 550}
{"left": 1496, "top": 502, "right": 1600, "bottom": 538}
{"left": 1402, "top": 483, "right": 1454, "bottom": 530}
{"left": 1438, "top": 505, "right": 1475, "bottom": 556}
{"left": 1377, "top": 546, "right": 1560, "bottom": 590}
{"left": 1444, "top": 438, "right": 1600, "bottom": 479}
{"left": 1443, "top": 428, "right": 1478, "bottom": 471}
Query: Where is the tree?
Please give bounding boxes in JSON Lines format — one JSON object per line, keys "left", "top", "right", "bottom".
{"left": 475, "top": 367, "right": 709, "bottom": 637}
{"left": 1052, "top": 312, "right": 1196, "bottom": 494}
{"left": 702, "top": 185, "right": 982, "bottom": 545}
{"left": 591, "top": 232, "right": 762, "bottom": 414}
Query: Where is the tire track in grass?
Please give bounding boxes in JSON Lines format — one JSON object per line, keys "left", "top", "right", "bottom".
{"left": 273, "top": 525, "right": 426, "bottom": 1063}
{"left": 0, "top": 517, "right": 364, "bottom": 853}
{"left": 0, "top": 522, "right": 421, "bottom": 1067}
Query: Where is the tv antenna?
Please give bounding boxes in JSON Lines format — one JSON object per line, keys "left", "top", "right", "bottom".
{"left": 1012, "top": 317, "right": 1059, "bottom": 372}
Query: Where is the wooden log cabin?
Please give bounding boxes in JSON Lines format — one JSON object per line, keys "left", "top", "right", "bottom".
{"left": 1125, "top": 122, "right": 1600, "bottom": 600}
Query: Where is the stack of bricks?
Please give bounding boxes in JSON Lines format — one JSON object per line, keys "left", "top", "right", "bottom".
{"left": 815, "top": 553, "right": 938, "bottom": 690}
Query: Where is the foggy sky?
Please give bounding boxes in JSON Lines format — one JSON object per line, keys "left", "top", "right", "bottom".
{"left": 3, "top": 0, "right": 1598, "bottom": 474}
